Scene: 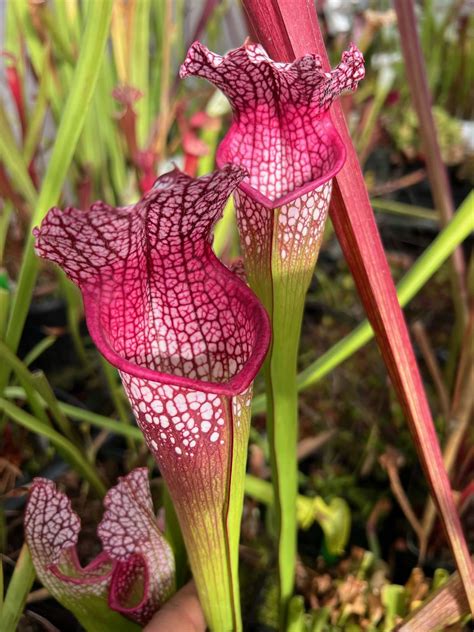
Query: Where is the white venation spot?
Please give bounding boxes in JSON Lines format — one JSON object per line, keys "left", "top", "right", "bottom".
{"left": 201, "top": 421, "right": 211, "bottom": 433}
{"left": 141, "top": 387, "right": 153, "bottom": 402}
{"left": 166, "top": 401, "right": 177, "bottom": 416}
{"left": 210, "top": 432, "right": 219, "bottom": 442}
{"left": 200, "top": 402, "right": 213, "bottom": 420}
{"left": 175, "top": 394, "right": 187, "bottom": 412}
{"left": 151, "top": 400, "right": 163, "bottom": 413}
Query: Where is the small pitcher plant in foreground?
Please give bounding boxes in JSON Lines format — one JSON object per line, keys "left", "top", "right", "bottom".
{"left": 34, "top": 166, "right": 271, "bottom": 630}
{"left": 181, "top": 41, "right": 365, "bottom": 620}
{"left": 25, "top": 468, "right": 174, "bottom": 631}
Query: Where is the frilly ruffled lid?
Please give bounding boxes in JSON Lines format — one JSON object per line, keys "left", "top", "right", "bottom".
{"left": 180, "top": 41, "right": 365, "bottom": 208}
{"left": 24, "top": 469, "right": 174, "bottom": 627}
{"left": 34, "top": 165, "right": 270, "bottom": 397}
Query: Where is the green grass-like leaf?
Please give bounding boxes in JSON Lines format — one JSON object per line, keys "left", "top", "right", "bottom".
{"left": 0, "top": 0, "right": 114, "bottom": 392}
{"left": 0, "top": 545, "right": 36, "bottom": 632}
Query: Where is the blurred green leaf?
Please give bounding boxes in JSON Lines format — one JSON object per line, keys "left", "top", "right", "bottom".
{"left": 0, "top": 544, "right": 35, "bottom": 632}
{"left": 0, "top": 398, "right": 106, "bottom": 497}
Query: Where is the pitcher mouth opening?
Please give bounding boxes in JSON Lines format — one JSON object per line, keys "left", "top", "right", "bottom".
{"left": 83, "top": 270, "right": 271, "bottom": 398}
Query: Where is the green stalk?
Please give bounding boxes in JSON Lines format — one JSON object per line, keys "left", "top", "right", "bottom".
{"left": 266, "top": 264, "right": 308, "bottom": 625}
{"left": 0, "top": 278, "right": 9, "bottom": 339}
{"left": 100, "top": 357, "right": 137, "bottom": 455}
{"left": 0, "top": 204, "right": 14, "bottom": 265}
{"left": 0, "top": 340, "right": 52, "bottom": 428}
{"left": 154, "top": 0, "right": 172, "bottom": 161}
{"left": 200, "top": 101, "right": 235, "bottom": 258}
{"left": 10, "top": 0, "right": 43, "bottom": 75}
{"left": 371, "top": 198, "right": 437, "bottom": 221}
{"left": 0, "top": 0, "right": 113, "bottom": 392}
{"left": 197, "top": 124, "right": 222, "bottom": 177}
{"left": 240, "top": 197, "right": 326, "bottom": 626}
{"left": 213, "top": 199, "right": 237, "bottom": 257}
{"left": 39, "top": 4, "right": 75, "bottom": 64}
{"left": 244, "top": 475, "right": 351, "bottom": 555}
{"left": 95, "top": 58, "right": 127, "bottom": 202}
{"left": 22, "top": 50, "right": 50, "bottom": 166}
{"left": 356, "top": 65, "right": 395, "bottom": 162}
{"left": 4, "top": 386, "right": 143, "bottom": 440}
{"left": 30, "top": 371, "right": 81, "bottom": 444}
{"left": 22, "top": 335, "right": 57, "bottom": 367}
{"left": 58, "top": 272, "right": 89, "bottom": 367}
{"left": 0, "top": 291, "right": 9, "bottom": 341}
{"left": 286, "top": 596, "right": 305, "bottom": 632}
{"left": 0, "top": 105, "right": 37, "bottom": 207}
{"left": 53, "top": 0, "right": 81, "bottom": 46}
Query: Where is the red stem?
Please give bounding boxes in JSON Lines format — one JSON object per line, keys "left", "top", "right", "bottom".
{"left": 5, "top": 64, "right": 27, "bottom": 139}
{"left": 394, "top": 0, "right": 467, "bottom": 326}
{"left": 241, "top": 0, "right": 474, "bottom": 613}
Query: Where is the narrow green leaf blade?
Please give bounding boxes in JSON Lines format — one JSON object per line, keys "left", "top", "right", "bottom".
{"left": 0, "top": 544, "right": 36, "bottom": 632}
{"left": 0, "top": 0, "right": 114, "bottom": 390}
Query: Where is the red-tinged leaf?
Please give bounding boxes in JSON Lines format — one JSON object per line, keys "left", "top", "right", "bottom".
{"left": 1, "top": 52, "right": 27, "bottom": 139}
{"left": 458, "top": 481, "right": 473, "bottom": 516}
{"left": 241, "top": 0, "right": 474, "bottom": 612}
{"left": 394, "top": 567, "right": 471, "bottom": 631}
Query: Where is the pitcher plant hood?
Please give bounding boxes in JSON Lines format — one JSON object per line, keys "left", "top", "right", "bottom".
{"left": 180, "top": 41, "right": 365, "bottom": 208}
{"left": 33, "top": 164, "right": 270, "bottom": 398}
